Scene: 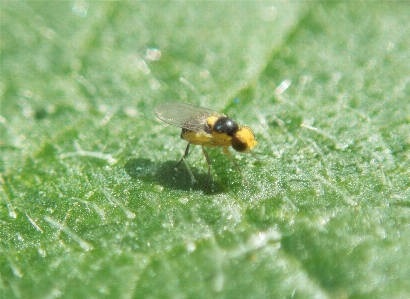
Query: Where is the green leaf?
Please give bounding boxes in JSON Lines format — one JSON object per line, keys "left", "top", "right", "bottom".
{"left": 1, "top": 2, "right": 410, "bottom": 298}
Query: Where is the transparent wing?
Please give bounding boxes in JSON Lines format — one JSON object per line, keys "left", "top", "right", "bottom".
{"left": 155, "top": 102, "right": 222, "bottom": 133}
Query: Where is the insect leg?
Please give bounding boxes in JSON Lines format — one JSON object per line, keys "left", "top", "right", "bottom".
{"left": 175, "top": 142, "right": 191, "bottom": 169}
{"left": 201, "top": 146, "right": 212, "bottom": 188}
{"left": 174, "top": 142, "right": 196, "bottom": 184}
{"left": 222, "top": 147, "right": 248, "bottom": 185}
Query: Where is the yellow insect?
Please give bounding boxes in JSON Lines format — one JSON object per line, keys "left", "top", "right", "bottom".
{"left": 155, "top": 102, "right": 257, "bottom": 187}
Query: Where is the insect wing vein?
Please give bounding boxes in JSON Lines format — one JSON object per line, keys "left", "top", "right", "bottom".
{"left": 156, "top": 103, "right": 220, "bottom": 133}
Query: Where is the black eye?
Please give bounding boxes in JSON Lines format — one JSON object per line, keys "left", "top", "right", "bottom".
{"left": 213, "top": 117, "right": 239, "bottom": 136}
{"left": 232, "top": 136, "right": 248, "bottom": 152}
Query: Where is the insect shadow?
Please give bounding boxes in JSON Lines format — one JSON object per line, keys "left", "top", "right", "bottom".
{"left": 124, "top": 158, "right": 224, "bottom": 193}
